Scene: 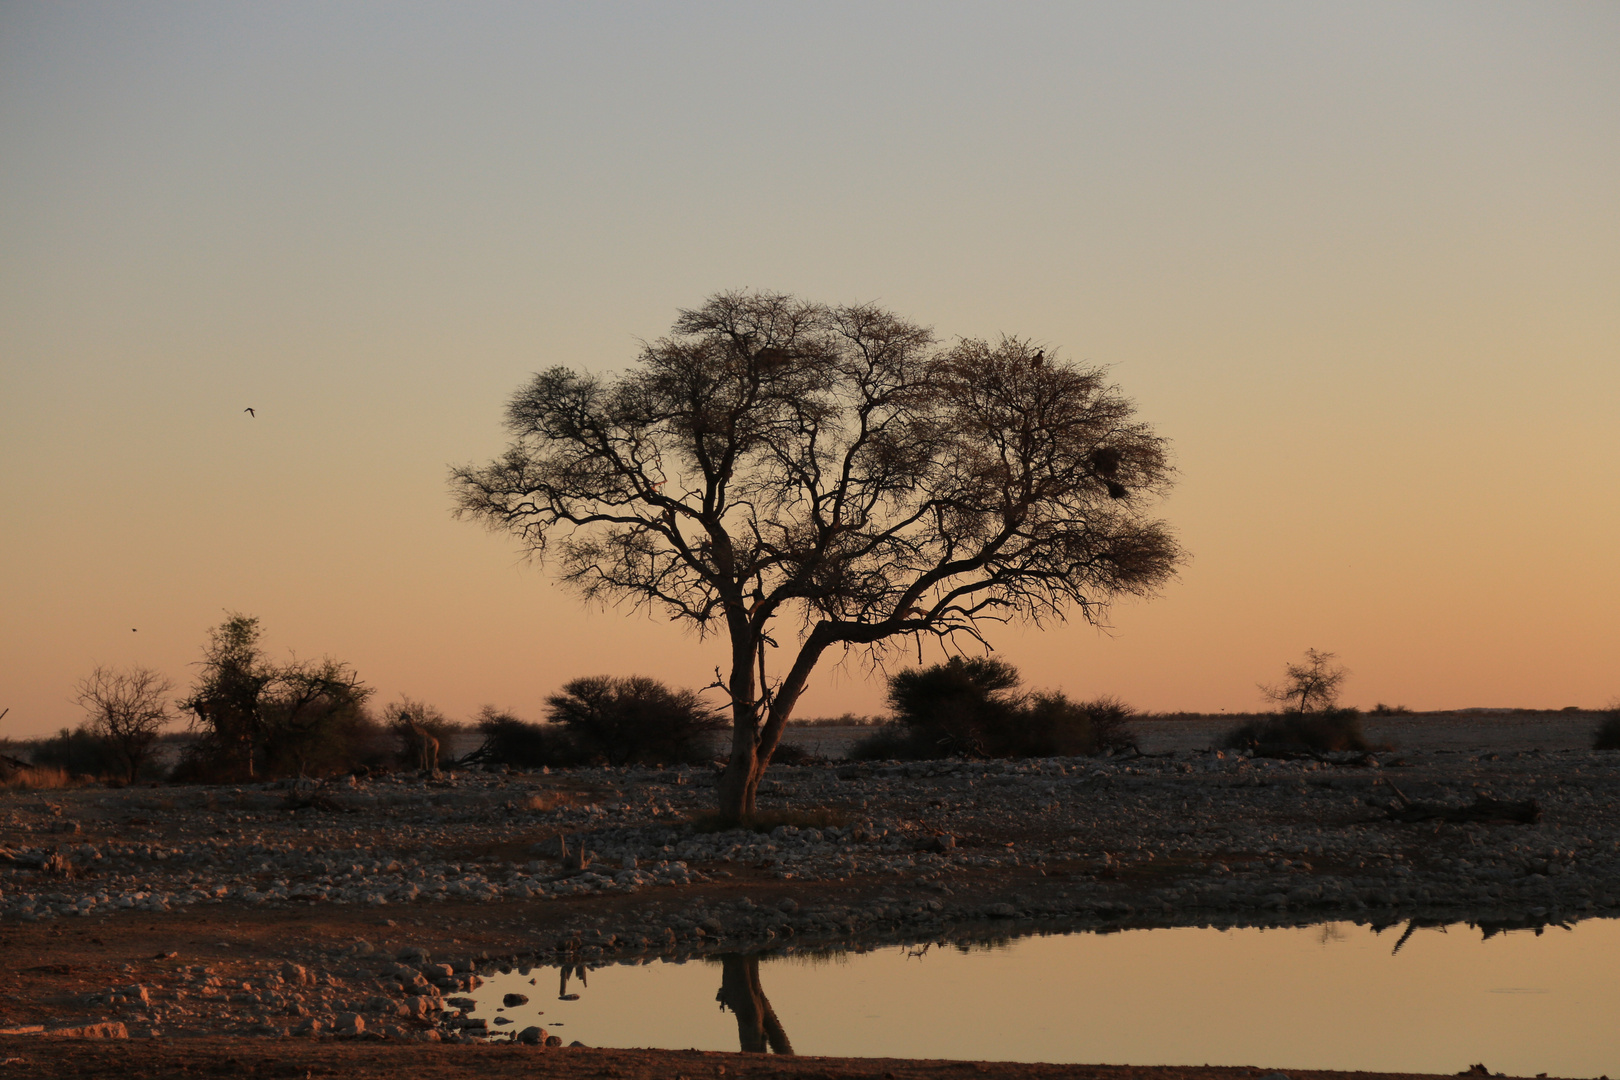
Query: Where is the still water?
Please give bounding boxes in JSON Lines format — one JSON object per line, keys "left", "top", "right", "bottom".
{"left": 467, "top": 919, "right": 1620, "bottom": 1076}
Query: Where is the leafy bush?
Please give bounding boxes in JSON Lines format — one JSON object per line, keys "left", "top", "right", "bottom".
{"left": 854, "top": 658, "right": 1136, "bottom": 760}
{"left": 883, "top": 656, "right": 1023, "bottom": 758}
{"left": 1223, "top": 707, "right": 1372, "bottom": 754}
{"left": 545, "top": 676, "right": 723, "bottom": 765}
{"left": 1594, "top": 709, "right": 1620, "bottom": 751}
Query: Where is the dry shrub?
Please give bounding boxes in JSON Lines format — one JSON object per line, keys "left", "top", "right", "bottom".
{"left": 1594, "top": 709, "right": 1620, "bottom": 751}
{"left": 25, "top": 726, "right": 121, "bottom": 778}
{"left": 769, "top": 743, "right": 824, "bottom": 766}
{"left": 1224, "top": 708, "right": 1374, "bottom": 754}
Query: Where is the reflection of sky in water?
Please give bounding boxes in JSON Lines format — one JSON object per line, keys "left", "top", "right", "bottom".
{"left": 469, "top": 919, "right": 1620, "bottom": 1075}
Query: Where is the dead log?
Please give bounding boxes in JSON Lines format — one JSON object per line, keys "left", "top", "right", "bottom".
{"left": 1383, "top": 784, "right": 1540, "bottom": 824}
{"left": 0, "top": 752, "right": 35, "bottom": 778}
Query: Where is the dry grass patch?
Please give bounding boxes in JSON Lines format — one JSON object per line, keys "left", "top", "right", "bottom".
{"left": 0, "top": 766, "right": 87, "bottom": 791}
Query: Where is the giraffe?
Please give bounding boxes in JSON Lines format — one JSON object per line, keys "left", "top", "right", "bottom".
{"left": 401, "top": 712, "right": 439, "bottom": 773}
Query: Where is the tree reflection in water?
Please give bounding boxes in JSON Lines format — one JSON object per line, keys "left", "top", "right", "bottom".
{"left": 559, "top": 963, "right": 586, "bottom": 999}
{"left": 715, "top": 954, "right": 793, "bottom": 1054}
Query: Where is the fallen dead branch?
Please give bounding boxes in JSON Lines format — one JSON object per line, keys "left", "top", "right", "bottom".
{"left": 1383, "top": 783, "right": 1540, "bottom": 824}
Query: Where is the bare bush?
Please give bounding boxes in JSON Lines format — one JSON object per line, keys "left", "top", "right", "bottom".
{"left": 73, "top": 664, "right": 174, "bottom": 782}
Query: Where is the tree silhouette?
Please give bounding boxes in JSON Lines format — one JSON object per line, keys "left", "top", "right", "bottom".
{"left": 73, "top": 665, "right": 173, "bottom": 783}
{"left": 453, "top": 291, "right": 1182, "bottom": 822}
{"left": 1259, "top": 648, "right": 1348, "bottom": 714}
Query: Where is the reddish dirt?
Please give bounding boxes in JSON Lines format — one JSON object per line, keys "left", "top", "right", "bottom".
{"left": 0, "top": 1035, "right": 1509, "bottom": 1080}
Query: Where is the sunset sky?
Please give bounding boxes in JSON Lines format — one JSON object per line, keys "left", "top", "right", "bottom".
{"left": 3, "top": 3, "right": 1616, "bottom": 738}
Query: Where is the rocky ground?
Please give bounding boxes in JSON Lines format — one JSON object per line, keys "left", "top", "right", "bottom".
{"left": 0, "top": 713, "right": 1615, "bottom": 1077}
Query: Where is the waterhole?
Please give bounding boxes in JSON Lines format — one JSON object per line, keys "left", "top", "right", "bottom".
{"left": 464, "top": 917, "right": 1620, "bottom": 1075}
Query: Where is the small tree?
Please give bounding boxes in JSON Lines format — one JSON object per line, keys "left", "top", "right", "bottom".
{"left": 73, "top": 665, "right": 174, "bottom": 782}
{"left": 177, "top": 614, "right": 273, "bottom": 778}
{"left": 1259, "top": 648, "right": 1348, "bottom": 715}
{"left": 1228, "top": 648, "right": 1369, "bottom": 754}
{"left": 178, "top": 613, "right": 372, "bottom": 779}
{"left": 454, "top": 291, "right": 1183, "bottom": 822}
{"left": 259, "top": 656, "right": 373, "bottom": 776}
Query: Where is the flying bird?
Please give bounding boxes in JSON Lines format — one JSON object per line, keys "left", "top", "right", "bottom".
{"left": 244, "top": 407, "right": 256, "bottom": 417}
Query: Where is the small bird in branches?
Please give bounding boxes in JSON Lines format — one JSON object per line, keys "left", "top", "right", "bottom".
{"left": 1030, "top": 349, "right": 1044, "bottom": 368}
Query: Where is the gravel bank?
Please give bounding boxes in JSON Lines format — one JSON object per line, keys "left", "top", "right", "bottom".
{"left": 3, "top": 735, "right": 1618, "bottom": 1042}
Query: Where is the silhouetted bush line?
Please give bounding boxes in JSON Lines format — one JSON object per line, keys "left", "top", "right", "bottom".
{"left": 786, "top": 713, "right": 884, "bottom": 727}
{"left": 25, "top": 726, "right": 132, "bottom": 780}
{"left": 849, "top": 657, "right": 1136, "bottom": 761}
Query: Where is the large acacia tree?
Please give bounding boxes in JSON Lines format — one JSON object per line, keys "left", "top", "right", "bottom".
{"left": 452, "top": 291, "right": 1183, "bottom": 822}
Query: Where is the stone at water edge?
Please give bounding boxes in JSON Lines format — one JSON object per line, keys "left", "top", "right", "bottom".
{"left": 515, "top": 1025, "right": 549, "bottom": 1045}
{"left": 46, "top": 1022, "right": 128, "bottom": 1039}
{"left": 503, "top": 993, "right": 529, "bottom": 1006}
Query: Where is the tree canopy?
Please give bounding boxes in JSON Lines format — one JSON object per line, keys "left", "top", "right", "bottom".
{"left": 453, "top": 290, "right": 1183, "bottom": 820}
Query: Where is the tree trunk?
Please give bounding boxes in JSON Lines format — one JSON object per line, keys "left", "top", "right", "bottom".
{"left": 716, "top": 630, "right": 760, "bottom": 824}
{"left": 715, "top": 626, "right": 831, "bottom": 826}
{"left": 716, "top": 954, "right": 793, "bottom": 1054}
